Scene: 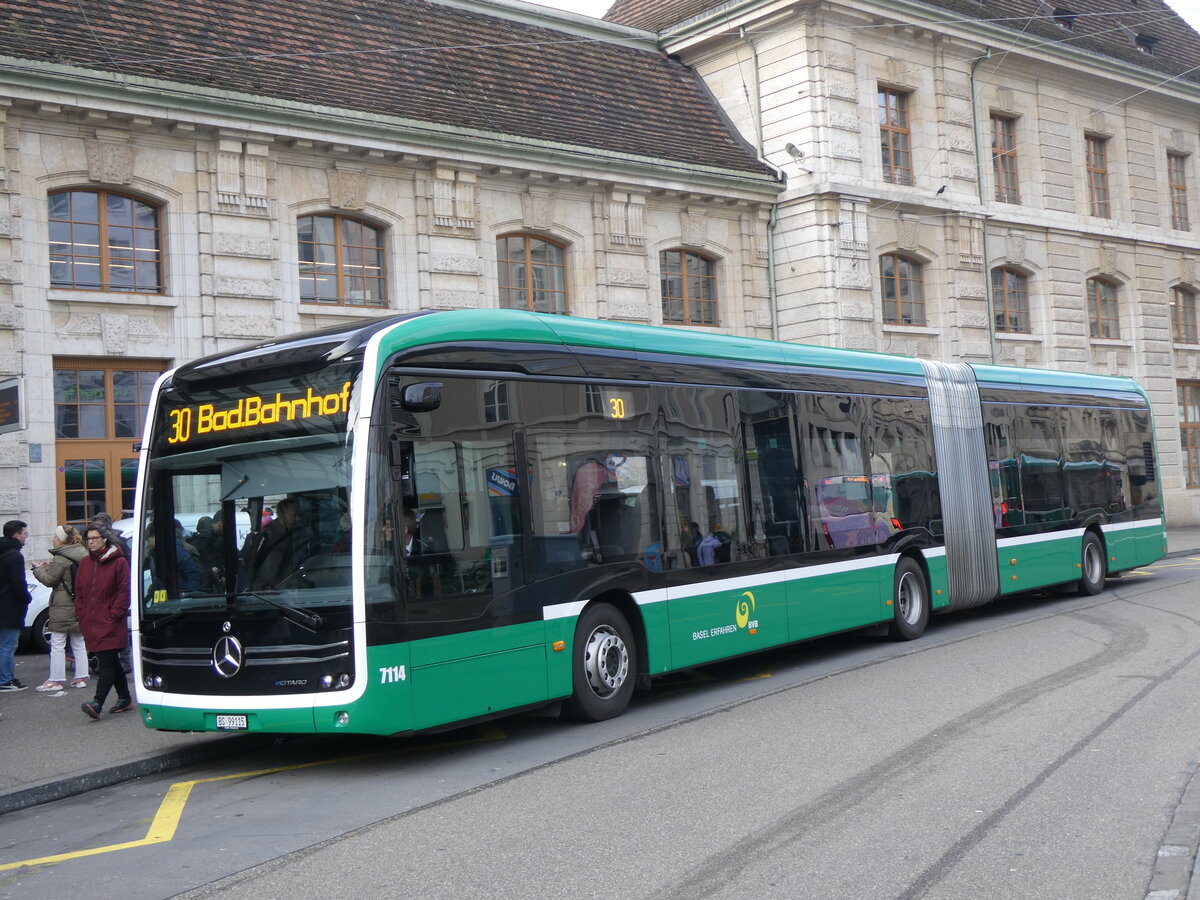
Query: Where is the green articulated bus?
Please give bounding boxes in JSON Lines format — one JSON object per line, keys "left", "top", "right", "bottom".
{"left": 131, "top": 310, "right": 1165, "bottom": 734}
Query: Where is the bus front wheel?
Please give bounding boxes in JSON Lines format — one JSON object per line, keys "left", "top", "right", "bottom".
{"left": 563, "top": 602, "right": 636, "bottom": 722}
{"left": 889, "top": 557, "right": 929, "bottom": 641}
{"left": 1078, "top": 532, "right": 1106, "bottom": 596}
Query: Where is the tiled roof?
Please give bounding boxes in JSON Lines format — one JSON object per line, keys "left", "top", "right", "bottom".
{"left": 604, "top": 0, "right": 1200, "bottom": 87}
{"left": 0, "top": 0, "right": 774, "bottom": 178}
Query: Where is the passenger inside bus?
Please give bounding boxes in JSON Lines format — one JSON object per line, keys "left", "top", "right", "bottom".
{"left": 246, "top": 497, "right": 316, "bottom": 589}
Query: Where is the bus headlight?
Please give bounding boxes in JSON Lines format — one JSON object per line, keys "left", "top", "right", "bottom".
{"left": 143, "top": 675, "right": 163, "bottom": 689}
{"left": 320, "top": 673, "right": 353, "bottom": 690}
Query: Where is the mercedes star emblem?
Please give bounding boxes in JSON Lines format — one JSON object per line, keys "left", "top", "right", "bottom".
{"left": 212, "top": 635, "right": 244, "bottom": 678}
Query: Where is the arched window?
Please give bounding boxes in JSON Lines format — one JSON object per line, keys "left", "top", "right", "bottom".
{"left": 497, "top": 234, "right": 568, "bottom": 314}
{"left": 991, "top": 267, "right": 1031, "bottom": 333}
{"left": 880, "top": 254, "right": 925, "bottom": 326}
{"left": 49, "top": 189, "right": 162, "bottom": 293}
{"left": 1086, "top": 277, "right": 1120, "bottom": 339}
{"left": 298, "top": 214, "right": 386, "bottom": 306}
{"left": 660, "top": 249, "right": 717, "bottom": 326}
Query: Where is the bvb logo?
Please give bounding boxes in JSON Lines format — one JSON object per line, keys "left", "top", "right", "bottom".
{"left": 735, "top": 591, "right": 756, "bottom": 629}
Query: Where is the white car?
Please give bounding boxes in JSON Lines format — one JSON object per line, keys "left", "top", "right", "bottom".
{"left": 113, "top": 511, "right": 252, "bottom": 547}
{"left": 22, "top": 574, "right": 53, "bottom": 654}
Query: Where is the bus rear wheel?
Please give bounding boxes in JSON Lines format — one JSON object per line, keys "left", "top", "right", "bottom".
{"left": 563, "top": 602, "right": 636, "bottom": 722}
{"left": 888, "top": 557, "right": 929, "bottom": 641}
{"left": 1078, "top": 532, "right": 1106, "bottom": 596}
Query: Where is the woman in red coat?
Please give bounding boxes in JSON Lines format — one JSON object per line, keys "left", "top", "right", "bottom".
{"left": 75, "top": 524, "right": 133, "bottom": 718}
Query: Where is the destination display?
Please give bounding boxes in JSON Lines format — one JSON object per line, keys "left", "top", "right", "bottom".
{"left": 154, "top": 366, "right": 358, "bottom": 454}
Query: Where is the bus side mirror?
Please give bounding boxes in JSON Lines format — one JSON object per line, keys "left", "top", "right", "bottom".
{"left": 401, "top": 383, "right": 442, "bottom": 412}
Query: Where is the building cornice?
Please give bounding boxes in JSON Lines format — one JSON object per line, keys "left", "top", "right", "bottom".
{"left": 0, "top": 55, "right": 782, "bottom": 196}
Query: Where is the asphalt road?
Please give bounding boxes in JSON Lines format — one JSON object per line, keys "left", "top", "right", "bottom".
{"left": 3, "top": 556, "right": 1199, "bottom": 899}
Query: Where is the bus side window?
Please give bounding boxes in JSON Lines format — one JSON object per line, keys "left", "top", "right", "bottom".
{"left": 740, "top": 390, "right": 802, "bottom": 558}
{"left": 870, "top": 397, "right": 937, "bottom": 540}
{"left": 661, "top": 384, "right": 744, "bottom": 567}
{"left": 798, "top": 393, "right": 871, "bottom": 550}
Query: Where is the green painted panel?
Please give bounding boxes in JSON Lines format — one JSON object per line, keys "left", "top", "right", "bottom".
{"left": 1138, "top": 529, "right": 1168, "bottom": 566}
{"left": 1108, "top": 523, "right": 1167, "bottom": 571}
{"left": 925, "top": 554, "right": 951, "bottom": 611}
{"left": 404, "top": 621, "right": 549, "bottom": 729}
{"left": 668, "top": 580, "right": 789, "bottom": 669}
{"left": 638, "top": 600, "right": 673, "bottom": 674}
{"left": 1106, "top": 528, "right": 1139, "bottom": 571}
{"left": 316, "top": 643, "right": 412, "bottom": 735}
{"left": 410, "top": 643, "right": 547, "bottom": 730}
{"left": 996, "top": 533, "right": 1081, "bottom": 595}
{"left": 543, "top": 616, "right": 576, "bottom": 699}
{"left": 408, "top": 621, "right": 547, "bottom": 667}
{"left": 789, "top": 562, "right": 886, "bottom": 642}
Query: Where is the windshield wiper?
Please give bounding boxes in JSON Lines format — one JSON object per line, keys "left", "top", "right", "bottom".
{"left": 141, "top": 611, "right": 187, "bottom": 634}
{"left": 141, "top": 597, "right": 227, "bottom": 634}
{"left": 239, "top": 590, "right": 324, "bottom": 630}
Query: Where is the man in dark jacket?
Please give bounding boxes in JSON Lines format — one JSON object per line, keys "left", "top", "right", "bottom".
{"left": 248, "top": 498, "right": 314, "bottom": 589}
{"left": 0, "top": 519, "right": 31, "bottom": 691}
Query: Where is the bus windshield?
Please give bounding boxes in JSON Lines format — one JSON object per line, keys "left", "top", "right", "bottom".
{"left": 138, "top": 435, "right": 353, "bottom": 619}
{"left": 139, "top": 366, "right": 357, "bottom": 621}
{"left": 138, "top": 434, "right": 350, "bottom": 619}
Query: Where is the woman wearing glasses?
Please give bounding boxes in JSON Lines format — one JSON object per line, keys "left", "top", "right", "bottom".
{"left": 75, "top": 525, "right": 133, "bottom": 718}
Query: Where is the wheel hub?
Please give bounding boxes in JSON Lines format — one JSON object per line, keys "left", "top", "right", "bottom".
{"left": 897, "top": 572, "right": 920, "bottom": 624}
{"left": 583, "top": 626, "right": 629, "bottom": 696}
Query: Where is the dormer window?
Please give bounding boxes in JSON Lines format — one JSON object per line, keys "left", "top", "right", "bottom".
{"left": 1054, "top": 7, "right": 1076, "bottom": 30}
{"left": 1136, "top": 34, "right": 1157, "bottom": 54}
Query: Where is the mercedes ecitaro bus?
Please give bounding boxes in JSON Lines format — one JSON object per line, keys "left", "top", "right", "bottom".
{"left": 130, "top": 310, "right": 1165, "bottom": 734}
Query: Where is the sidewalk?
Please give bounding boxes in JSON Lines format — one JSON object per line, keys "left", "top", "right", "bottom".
{"left": 2, "top": 525, "right": 1199, "bottom": 817}
{"left": 0, "top": 667, "right": 270, "bottom": 815}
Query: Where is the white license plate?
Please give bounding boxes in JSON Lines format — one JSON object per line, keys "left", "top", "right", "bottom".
{"left": 215, "top": 714, "right": 248, "bottom": 731}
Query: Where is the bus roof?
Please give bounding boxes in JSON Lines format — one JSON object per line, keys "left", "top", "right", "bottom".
{"left": 173, "top": 309, "right": 1147, "bottom": 402}
{"left": 373, "top": 310, "right": 1146, "bottom": 398}
{"left": 372, "top": 309, "right": 926, "bottom": 379}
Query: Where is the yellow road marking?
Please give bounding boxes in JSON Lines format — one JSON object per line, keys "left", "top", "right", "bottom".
{"left": 737, "top": 667, "right": 774, "bottom": 682}
{"left": 0, "top": 726, "right": 504, "bottom": 872}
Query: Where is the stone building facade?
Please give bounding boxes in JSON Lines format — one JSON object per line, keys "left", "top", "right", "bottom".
{"left": 608, "top": 0, "right": 1200, "bottom": 524}
{"left": 0, "top": 0, "right": 779, "bottom": 543}
{"left": 5, "top": 0, "right": 1200, "bottom": 547}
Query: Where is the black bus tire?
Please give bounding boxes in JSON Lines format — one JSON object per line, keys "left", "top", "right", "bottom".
{"left": 888, "top": 557, "right": 929, "bottom": 641}
{"left": 562, "top": 602, "right": 636, "bottom": 722}
{"left": 1078, "top": 532, "right": 1106, "bottom": 596}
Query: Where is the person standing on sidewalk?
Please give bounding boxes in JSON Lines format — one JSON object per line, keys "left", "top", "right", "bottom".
{"left": 0, "top": 520, "right": 31, "bottom": 692}
{"left": 31, "top": 525, "right": 90, "bottom": 692}
{"left": 75, "top": 525, "right": 133, "bottom": 718}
